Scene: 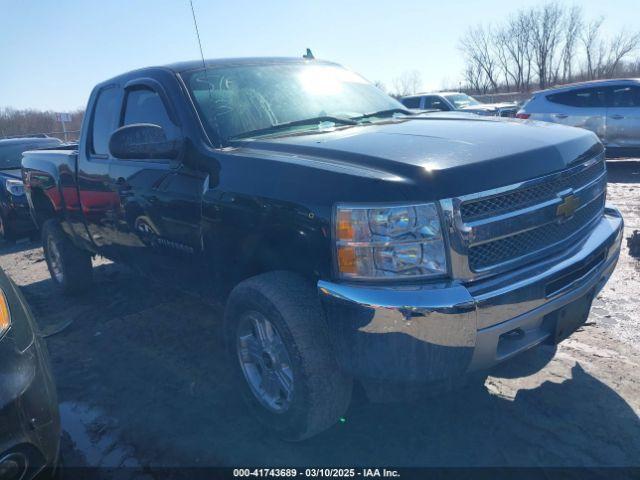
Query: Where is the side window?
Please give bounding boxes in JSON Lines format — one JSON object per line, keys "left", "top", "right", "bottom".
{"left": 91, "top": 87, "right": 122, "bottom": 156}
{"left": 611, "top": 86, "right": 640, "bottom": 107}
{"left": 123, "top": 88, "right": 179, "bottom": 139}
{"left": 547, "top": 88, "right": 605, "bottom": 108}
{"left": 424, "top": 96, "right": 448, "bottom": 111}
{"left": 401, "top": 97, "right": 422, "bottom": 109}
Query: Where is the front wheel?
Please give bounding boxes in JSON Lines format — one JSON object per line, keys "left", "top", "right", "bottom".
{"left": 42, "top": 219, "right": 93, "bottom": 295}
{"left": 225, "top": 271, "right": 352, "bottom": 441}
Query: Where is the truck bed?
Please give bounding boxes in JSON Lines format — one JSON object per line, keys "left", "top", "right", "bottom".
{"left": 21, "top": 148, "right": 80, "bottom": 226}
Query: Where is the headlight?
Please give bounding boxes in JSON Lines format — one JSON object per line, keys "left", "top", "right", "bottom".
{"left": 0, "top": 289, "right": 10, "bottom": 339}
{"left": 5, "top": 179, "right": 25, "bottom": 196}
{"left": 334, "top": 203, "right": 447, "bottom": 280}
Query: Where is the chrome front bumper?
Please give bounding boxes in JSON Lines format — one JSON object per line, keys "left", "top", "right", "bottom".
{"left": 318, "top": 207, "right": 623, "bottom": 383}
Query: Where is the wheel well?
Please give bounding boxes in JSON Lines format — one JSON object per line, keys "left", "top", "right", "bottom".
{"left": 238, "top": 235, "right": 322, "bottom": 287}
{"left": 30, "top": 188, "right": 56, "bottom": 228}
{"left": 233, "top": 240, "right": 283, "bottom": 285}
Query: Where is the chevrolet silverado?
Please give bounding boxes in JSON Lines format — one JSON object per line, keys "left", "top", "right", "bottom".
{"left": 21, "top": 57, "right": 623, "bottom": 440}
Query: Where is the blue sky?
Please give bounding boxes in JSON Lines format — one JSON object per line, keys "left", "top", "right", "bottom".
{"left": 0, "top": 0, "right": 636, "bottom": 111}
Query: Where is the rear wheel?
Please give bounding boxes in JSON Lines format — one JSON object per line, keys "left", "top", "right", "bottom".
{"left": 42, "top": 219, "right": 93, "bottom": 294}
{"left": 225, "top": 271, "right": 352, "bottom": 441}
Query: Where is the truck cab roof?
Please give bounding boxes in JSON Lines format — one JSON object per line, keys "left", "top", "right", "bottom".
{"left": 99, "top": 57, "right": 339, "bottom": 85}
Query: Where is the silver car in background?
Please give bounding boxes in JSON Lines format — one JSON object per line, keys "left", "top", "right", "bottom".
{"left": 400, "top": 92, "right": 518, "bottom": 117}
{"left": 517, "top": 79, "right": 640, "bottom": 155}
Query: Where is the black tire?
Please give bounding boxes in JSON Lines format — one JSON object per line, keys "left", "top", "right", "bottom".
{"left": 224, "top": 271, "right": 352, "bottom": 441}
{"left": 41, "top": 219, "right": 93, "bottom": 295}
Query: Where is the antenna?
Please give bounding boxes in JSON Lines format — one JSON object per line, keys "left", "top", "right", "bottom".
{"left": 188, "top": 0, "right": 222, "bottom": 147}
{"left": 189, "top": 0, "right": 207, "bottom": 70}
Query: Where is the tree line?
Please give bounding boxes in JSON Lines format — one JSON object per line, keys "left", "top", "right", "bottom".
{"left": 0, "top": 108, "right": 84, "bottom": 141}
{"left": 460, "top": 3, "right": 640, "bottom": 95}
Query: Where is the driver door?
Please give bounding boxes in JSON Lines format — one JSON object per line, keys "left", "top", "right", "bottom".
{"left": 107, "top": 81, "right": 207, "bottom": 276}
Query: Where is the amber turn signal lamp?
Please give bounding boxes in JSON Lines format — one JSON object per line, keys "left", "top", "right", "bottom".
{"left": 337, "top": 246, "right": 357, "bottom": 274}
{"left": 336, "top": 210, "right": 355, "bottom": 241}
{"left": 0, "top": 290, "right": 10, "bottom": 335}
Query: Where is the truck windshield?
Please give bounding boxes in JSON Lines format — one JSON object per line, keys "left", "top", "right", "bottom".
{"left": 182, "top": 63, "right": 405, "bottom": 143}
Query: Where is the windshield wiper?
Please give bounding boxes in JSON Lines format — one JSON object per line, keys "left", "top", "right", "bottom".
{"left": 230, "top": 116, "right": 357, "bottom": 140}
{"left": 351, "top": 108, "right": 415, "bottom": 121}
{"left": 0, "top": 166, "right": 21, "bottom": 171}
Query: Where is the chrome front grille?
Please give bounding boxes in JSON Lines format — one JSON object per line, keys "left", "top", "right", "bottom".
{"left": 441, "top": 153, "right": 607, "bottom": 280}
{"left": 468, "top": 193, "right": 605, "bottom": 270}
{"left": 460, "top": 160, "right": 605, "bottom": 222}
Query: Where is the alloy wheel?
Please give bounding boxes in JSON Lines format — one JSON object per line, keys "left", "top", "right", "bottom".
{"left": 236, "top": 311, "right": 294, "bottom": 413}
{"left": 47, "top": 237, "right": 64, "bottom": 283}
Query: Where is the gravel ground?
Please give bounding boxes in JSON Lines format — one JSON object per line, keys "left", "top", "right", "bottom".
{"left": 0, "top": 160, "right": 638, "bottom": 474}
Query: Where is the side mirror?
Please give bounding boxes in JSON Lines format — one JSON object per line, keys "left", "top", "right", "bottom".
{"left": 109, "top": 123, "right": 182, "bottom": 160}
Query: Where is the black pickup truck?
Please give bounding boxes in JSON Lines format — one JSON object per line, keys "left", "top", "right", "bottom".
{"left": 22, "top": 57, "right": 623, "bottom": 440}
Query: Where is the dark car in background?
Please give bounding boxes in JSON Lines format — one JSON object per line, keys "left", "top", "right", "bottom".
{"left": 0, "top": 137, "right": 62, "bottom": 240}
{"left": 401, "top": 92, "right": 519, "bottom": 117}
{"left": 0, "top": 266, "right": 60, "bottom": 479}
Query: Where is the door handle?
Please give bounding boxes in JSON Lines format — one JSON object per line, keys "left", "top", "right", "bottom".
{"left": 610, "top": 114, "right": 625, "bottom": 120}
{"left": 554, "top": 114, "right": 568, "bottom": 119}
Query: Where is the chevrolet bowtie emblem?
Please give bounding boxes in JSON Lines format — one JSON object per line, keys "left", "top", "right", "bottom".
{"left": 556, "top": 194, "right": 580, "bottom": 220}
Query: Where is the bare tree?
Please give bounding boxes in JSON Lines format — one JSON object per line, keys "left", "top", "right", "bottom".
{"left": 529, "top": 3, "right": 564, "bottom": 89}
{"left": 581, "top": 17, "right": 605, "bottom": 79}
{"left": 494, "top": 12, "right": 535, "bottom": 92}
{"left": 522, "top": 16, "right": 535, "bottom": 89}
{"left": 560, "top": 5, "right": 583, "bottom": 83}
{"left": 459, "top": 25, "right": 500, "bottom": 92}
{"left": 494, "top": 27, "right": 514, "bottom": 92}
{"left": 459, "top": 3, "right": 639, "bottom": 93}
{"left": 602, "top": 30, "right": 640, "bottom": 77}
{"left": 463, "top": 62, "right": 485, "bottom": 93}
{"left": 391, "top": 70, "right": 423, "bottom": 97}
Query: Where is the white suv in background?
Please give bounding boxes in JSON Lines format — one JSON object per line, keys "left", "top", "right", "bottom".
{"left": 401, "top": 92, "right": 518, "bottom": 117}
{"left": 517, "top": 79, "right": 640, "bottom": 155}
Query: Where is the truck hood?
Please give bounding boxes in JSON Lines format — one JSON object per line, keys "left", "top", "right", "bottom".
{"left": 233, "top": 114, "right": 602, "bottom": 199}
